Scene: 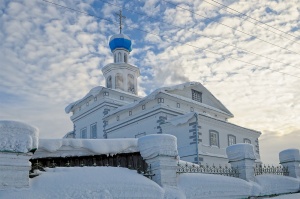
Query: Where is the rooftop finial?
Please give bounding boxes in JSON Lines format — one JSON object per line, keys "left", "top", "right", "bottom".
{"left": 116, "top": 10, "right": 126, "bottom": 34}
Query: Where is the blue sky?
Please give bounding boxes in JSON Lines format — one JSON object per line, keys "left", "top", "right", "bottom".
{"left": 0, "top": 0, "right": 299, "bottom": 164}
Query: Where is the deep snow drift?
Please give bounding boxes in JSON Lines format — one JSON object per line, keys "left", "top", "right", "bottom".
{"left": 0, "top": 167, "right": 164, "bottom": 199}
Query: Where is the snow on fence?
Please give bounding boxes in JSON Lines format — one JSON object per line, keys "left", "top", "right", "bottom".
{"left": 177, "top": 162, "right": 239, "bottom": 178}
{"left": 30, "top": 152, "right": 154, "bottom": 179}
{"left": 254, "top": 164, "right": 289, "bottom": 176}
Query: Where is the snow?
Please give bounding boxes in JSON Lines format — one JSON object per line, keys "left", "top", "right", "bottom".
{"left": 138, "top": 134, "right": 178, "bottom": 159}
{"left": 226, "top": 143, "right": 256, "bottom": 161}
{"left": 34, "top": 138, "right": 138, "bottom": 158}
{"left": 255, "top": 174, "right": 300, "bottom": 196}
{"left": 0, "top": 167, "right": 164, "bottom": 199}
{"left": 65, "top": 86, "right": 105, "bottom": 113}
{"left": 104, "top": 81, "right": 233, "bottom": 118}
{"left": 65, "top": 86, "right": 141, "bottom": 114}
{"left": 167, "top": 112, "right": 196, "bottom": 126}
{"left": 271, "top": 193, "right": 300, "bottom": 199}
{"left": 279, "top": 149, "right": 300, "bottom": 163}
{"left": 0, "top": 120, "right": 39, "bottom": 153}
{"left": 178, "top": 173, "right": 254, "bottom": 199}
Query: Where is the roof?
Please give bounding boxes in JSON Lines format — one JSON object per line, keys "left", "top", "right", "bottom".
{"left": 109, "top": 33, "right": 132, "bottom": 52}
{"left": 104, "top": 82, "right": 233, "bottom": 118}
{"left": 65, "top": 86, "right": 140, "bottom": 114}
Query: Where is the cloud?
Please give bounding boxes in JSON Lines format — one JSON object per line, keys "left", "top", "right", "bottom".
{"left": 0, "top": 0, "right": 299, "bottom": 164}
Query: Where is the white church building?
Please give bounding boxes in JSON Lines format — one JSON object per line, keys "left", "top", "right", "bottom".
{"left": 65, "top": 29, "right": 261, "bottom": 165}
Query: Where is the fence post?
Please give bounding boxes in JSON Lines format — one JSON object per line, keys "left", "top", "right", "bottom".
{"left": 279, "top": 149, "right": 300, "bottom": 178}
{"left": 138, "top": 134, "right": 178, "bottom": 187}
{"left": 226, "top": 143, "right": 256, "bottom": 181}
{"left": 0, "top": 121, "right": 39, "bottom": 189}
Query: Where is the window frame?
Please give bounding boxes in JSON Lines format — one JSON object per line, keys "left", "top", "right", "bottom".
{"left": 209, "top": 130, "right": 219, "bottom": 147}
{"left": 244, "top": 138, "right": 251, "bottom": 144}
{"left": 90, "top": 123, "right": 97, "bottom": 139}
{"left": 80, "top": 127, "right": 87, "bottom": 139}
{"left": 192, "top": 89, "right": 202, "bottom": 103}
{"left": 158, "top": 98, "right": 164, "bottom": 103}
{"left": 228, "top": 134, "right": 236, "bottom": 146}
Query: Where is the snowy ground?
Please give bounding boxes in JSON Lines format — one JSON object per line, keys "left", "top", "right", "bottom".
{"left": 269, "top": 193, "right": 300, "bottom": 199}
{"left": 0, "top": 167, "right": 164, "bottom": 199}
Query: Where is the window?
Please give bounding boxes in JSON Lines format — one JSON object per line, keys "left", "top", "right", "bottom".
{"left": 228, "top": 135, "right": 236, "bottom": 146}
{"left": 116, "top": 73, "right": 124, "bottom": 90}
{"left": 209, "top": 130, "right": 219, "bottom": 147}
{"left": 120, "top": 96, "right": 124, "bottom": 100}
{"left": 158, "top": 98, "right": 164, "bottom": 103}
{"left": 117, "top": 116, "right": 119, "bottom": 121}
{"left": 192, "top": 89, "right": 202, "bottom": 102}
{"left": 129, "top": 111, "right": 132, "bottom": 116}
{"left": 114, "top": 54, "right": 116, "bottom": 63}
{"left": 106, "top": 76, "right": 112, "bottom": 88}
{"left": 81, "top": 128, "right": 87, "bottom": 139}
{"left": 103, "top": 92, "right": 109, "bottom": 96}
{"left": 118, "top": 52, "right": 121, "bottom": 62}
{"left": 124, "top": 54, "right": 127, "bottom": 63}
{"left": 79, "top": 106, "right": 81, "bottom": 111}
{"left": 244, "top": 138, "right": 251, "bottom": 144}
{"left": 142, "top": 105, "right": 145, "bottom": 110}
{"left": 190, "top": 107, "right": 194, "bottom": 112}
{"left": 127, "top": 74, "right": 135, "bottom": 94}
{"left": 90, "top": 123, "right": 97, "bottom": 139}
{"left": 177, "top": 103, "right": 180, "bottom": 108}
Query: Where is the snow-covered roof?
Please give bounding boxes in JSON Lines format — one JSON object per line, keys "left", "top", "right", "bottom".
{"left": 65, "top": 86, "right": 105, "bottom": 113}
{"left": 65, "top": 86, "right": 140, "bottom": 114}
{"left": 33, "top": 138, "right": 138, "bottom": 158}
{"left": 104, "top": 82, "right": 233, "bottom": 118}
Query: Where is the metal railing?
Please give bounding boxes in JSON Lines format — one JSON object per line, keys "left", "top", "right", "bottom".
{"left": 177, "top": 162, "right": 239, "bottom": 178}
{"left": 254, "top": 164, "right": 289, "bottom": 176}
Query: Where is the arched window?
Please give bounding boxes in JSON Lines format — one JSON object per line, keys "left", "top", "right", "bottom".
{"left": 244, "top": 138, "right": 251, "bottom": 144}
{"left": 124, "top": 54, "right": 127, "bottom": 63}
{"left": 114, "top": 54, "right": 116, "bottom": 63}
{"left": 106, "top": 76, "right": 112, "bottom": 88}
{"left": 127, "top": 74, "right": 135, "bottom": 94}
{"left": 115, "top": 73, "right": 124, "bottom": 90}
{"left": 118, "top": 52, "right": 121, "bottom": 62}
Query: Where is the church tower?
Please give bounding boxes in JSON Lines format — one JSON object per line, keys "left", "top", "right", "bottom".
{"left": 101, "top": 11, "right": 140, "bottom": 95}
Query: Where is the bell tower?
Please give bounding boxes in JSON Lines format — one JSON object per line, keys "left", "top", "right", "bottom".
{"left": 101, "top": 10, "right": 140, "bottom": 95}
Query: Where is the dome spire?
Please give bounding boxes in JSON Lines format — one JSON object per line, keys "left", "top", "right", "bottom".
{"left": 116, "top": 10, "right": 126, "bottom": 34}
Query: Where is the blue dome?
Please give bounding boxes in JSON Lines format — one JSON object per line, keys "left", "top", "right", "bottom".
{"left": 109, "top": 34, "right": 132, "bottom": 52}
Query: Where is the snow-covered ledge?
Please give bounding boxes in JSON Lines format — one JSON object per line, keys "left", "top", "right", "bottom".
{"left": 279, "top": 149, "right": 300, "bottom": 179}
{"left": 0, "top": 120, "right": 39, "bottom": 189}
{"left": 138, "top": 134, "right": 178, "bottom": 187}
{"left": 226, "top": 143, "right": 256, "bottom": 182}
